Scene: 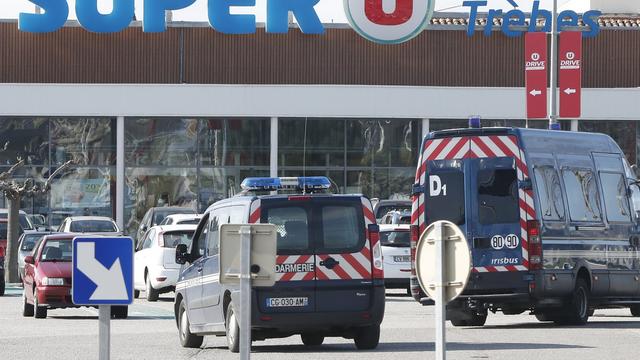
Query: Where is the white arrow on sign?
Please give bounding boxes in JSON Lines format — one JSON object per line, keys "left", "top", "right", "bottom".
{"left": 530, "top": 89, "right": 542, "bottom": 96}
{"left": 564, "top": 88, "right": 577, "bottom": 95}
{"left": 77, "top": 242, "right": 128, "bottom": 300}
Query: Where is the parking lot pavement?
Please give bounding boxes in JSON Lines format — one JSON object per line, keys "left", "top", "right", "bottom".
{"left": 1, "top": 287, "right": 639, "bottom": 360}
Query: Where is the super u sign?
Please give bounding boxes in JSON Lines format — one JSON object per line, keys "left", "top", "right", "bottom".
{"left": 344, "top": 0, "right": 434, "bottom": 44}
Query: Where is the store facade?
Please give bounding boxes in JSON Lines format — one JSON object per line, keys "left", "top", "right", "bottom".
{"left": 1, "top": 17, "right": 639, "bottom": 235}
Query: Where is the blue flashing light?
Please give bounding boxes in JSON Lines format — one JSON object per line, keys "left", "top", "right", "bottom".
{"left": 469, "top": 116, "right": 481, "bottom": 129}
{"left": 241, "top": 177, "right": 331, "bottom": 191}
{"left": 549, "top": 123, "right": 561, "bottom": 131}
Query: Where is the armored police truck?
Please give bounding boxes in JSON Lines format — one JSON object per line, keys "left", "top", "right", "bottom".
{"left": 174, "top": 177, "right": 385, "bottom": 351}
{"left": 410, "top": 126, "right": 640, "bottom": 326}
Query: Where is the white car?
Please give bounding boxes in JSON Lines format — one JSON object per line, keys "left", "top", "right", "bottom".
{"left": 134, "top": 224, "right": 196, "bottom": 301}
{"left": 0, "top": 209, "right": 36, "bottom": 233}
{"left": 57, "top": 216, "right": 120, "bottom": 234}
{"left": 158, "top": 214, "right": 202, "bottom": 226}
{"left": 380, "top": 224, "right": 411, "bottom": 293}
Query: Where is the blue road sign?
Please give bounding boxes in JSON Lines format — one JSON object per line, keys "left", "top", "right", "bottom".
{"left": 72, "top": 237, "right": 134, "bottom": 306}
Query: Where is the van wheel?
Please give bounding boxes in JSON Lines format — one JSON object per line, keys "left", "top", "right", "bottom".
{"left": 33, "top": 289, "right": 47, "bottom": 319}
{"left": 631, "top": 305, "right": 640, "bottom": 317}
{"left": 178, "top": 300, "right": 203, "bottom": 348}
{"left": 22, "top": 290, "right": 34, "bottom": 317}
{"left": 225, "top": 303, "right": 241, "bottom": 353}
{"left": 555, "top": 278, "right": 590, "bottom": 325}
{"left": 354, "top": 324, "right": 380, "bottom": 350}
{"left": 111, "top": 306, "right": 128, "bottom": 319}
{"left": 535, "top": 312, "right": 555, "bottom": 322}
{"left": 301, "top": 334, "right": 324, "bottom": 346}
{"left": 146, "top": 275, "right": 159, "bottom": 302}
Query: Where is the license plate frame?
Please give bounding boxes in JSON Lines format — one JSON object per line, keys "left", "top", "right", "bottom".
{"left": 266, "top": 297, "right": 309, "bottom": 308}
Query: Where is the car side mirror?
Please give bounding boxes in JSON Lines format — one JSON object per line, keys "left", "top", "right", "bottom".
{"left": 24, "top": 255, "right": 34, "bottom": 265}
{"left": 140, "top": 224, "right": 147, "bottom": 232}
{"left": 175, "top": 244, "right": 189, "bottom": 265}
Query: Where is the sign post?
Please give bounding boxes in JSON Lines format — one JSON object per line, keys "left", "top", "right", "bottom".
{"left": 559, "top": 31, "right": 583, "bottom": 118}
{"left": 72, "top": 237, "right": 134, "bottom": 360}
{"left": 220, "top": 224, "right": 277, "bottom": 360}
{"left": 525, "top": 32, "right": 548, "bottom": 119}
{"left": 415, "top": 221, "right": 471, "bottom": 360}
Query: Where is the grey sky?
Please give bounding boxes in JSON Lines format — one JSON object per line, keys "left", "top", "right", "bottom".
{"left": 0, "top": 0, "right": 591, "bottom": 23}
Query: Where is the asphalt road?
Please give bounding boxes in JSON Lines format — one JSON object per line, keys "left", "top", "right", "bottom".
{"left": 1, "top": 285, "right": 639, "bottom": 360}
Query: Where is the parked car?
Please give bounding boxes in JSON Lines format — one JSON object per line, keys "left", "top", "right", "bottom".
{"left": 379, "top": 210, "right": 411, "bottom": 225}
{"left": 0, "top": 218, "right": 24, "bottom": 257}
{"left": 134, "top": 224, "right": 197, "bottom": 301}
{"left": 174, "top": 176, "right": 384, "bottom": 351}
{"left": 0, "top": 209, "right": 35, "bottom": 233}
{"left": 27, "top": 214, "right": 49, "bottom": 231}
{"left": 159, "top": 214, "right": 202, "bottom": 226}
{"left": 57, "top": 216, "right": 120, "bottom": 235}
{"left": 136, "top": 207, "right": 196, "bottom": 244}
{"left": 21, "top": 233, "right": 128, "bottom": 319}
{"left": 373, "top": 200, "right": 411, "bottom": 223}
{"left": 17, "top": 232, "right": 52, "bottom": 281}
{"left": 379, "top": 224, "right": 411, "bottom": 293}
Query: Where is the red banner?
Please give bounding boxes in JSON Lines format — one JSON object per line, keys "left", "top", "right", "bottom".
{"left": 559, "top": 31, "right": 582, "bottom": 118}
{"left": 525, "top": 32, "right": 548, "bottom": 119}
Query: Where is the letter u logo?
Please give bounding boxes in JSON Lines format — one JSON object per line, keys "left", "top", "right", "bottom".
{"left": 344, "top": 0, "right": 433, "bottom": 44}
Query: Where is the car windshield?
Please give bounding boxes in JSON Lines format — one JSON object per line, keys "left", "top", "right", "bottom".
{"left": 21, "top": 234, "right": 46, "bottom": 252}
{"left": 40, "top": 239, "right": 72, "bottom": 262}
{"left": 162, "top": 231, "right": 194, "bottom": 248}
{"left": 380, "top": 230, "right": 410, "bottom": 247}
{"left": 70, "top": 220, "right": 117, "bottom": 233}
{"left": 154, "top": 209, "right": 195, "bottom": 225}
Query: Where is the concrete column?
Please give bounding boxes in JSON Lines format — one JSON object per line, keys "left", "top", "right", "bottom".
{"left": 571, "top": 119, "right": 579, "bottom": 132}
{"left": 422, "top": 118, "right": 430, "bottom": 139}
{"left": 270, "top": 117, "right": 278, "bottom": 177}
{"left": 116, "top": 117, "right": 125, "bottom": 232}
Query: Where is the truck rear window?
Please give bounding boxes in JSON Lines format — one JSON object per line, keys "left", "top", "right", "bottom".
{"left": 425, "top": 171, "right": 465, "bottom": 226}
{"left": 263, "top": 199, "right": 365, "bottom": 255}
{"left": 477, "top": 168, "right": 519, "bottom": 225}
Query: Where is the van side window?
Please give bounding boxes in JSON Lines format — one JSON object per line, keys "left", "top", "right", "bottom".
{"left": 562, "top": 169, "right": 602, "bottom": 222}
{"left": 599, "top": 172, "right": 631, "bottom": 223}
{"left": 191, "top": 213, "right": 210, "bottom": 259}
{"left": 321, "top": 206, "right": 360, "bottom": 250}
{"left": 533, "top": 166, "right": 565, "bottom": 221}
{"left": 477, "top": 168, "right": 519, "bottom": 225}
{"left": 207, "top": 215, "right": 220, "bottom": 256}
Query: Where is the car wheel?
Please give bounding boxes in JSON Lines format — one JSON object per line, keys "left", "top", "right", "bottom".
{"left": 134, "top": 290, "right": 140, "bottom": 299}
{"left": 146, "top": 275, "right": 159, "bottom": 302}
{"left": 178, "top": 301, "right": 203, "bottom": 348}
{"left": 354, "top": 324, "right": 380, "bottom": 350}
{"left": 450, "top": 319, "right": 469, "bottom": 326}
{"left": 111, "top": 306, "right": 128, "bottom": 319}
{"left": 631, "top": 305, "right": 640, "bottom": 317}
{"left": 535, "top": 312, "right": 556, "bottom": 322}
{"left": 33, "top": 289, "right": 47, "bottom": 319}
{"left": 301, "top": 333, "right": 324, "bottom": 346}
{"left": 466, "top": 313, "right": 488, "bottom": 327}
{"left": 22, "top": 289, "right": 34, "bottom": 317}
{"left": 555, "top": 278, "right": 590, "bottom": 325}
{"left": 225, "top": 303, "right": 241, "bottom": 353}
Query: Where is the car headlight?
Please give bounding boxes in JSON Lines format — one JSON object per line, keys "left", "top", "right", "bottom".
{"left": 42, "top": 277, "right": 65, "bottom": 286}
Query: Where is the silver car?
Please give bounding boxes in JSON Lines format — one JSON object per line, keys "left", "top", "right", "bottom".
{"left": 17, "top": 232, "right": 51, "bottom": 280}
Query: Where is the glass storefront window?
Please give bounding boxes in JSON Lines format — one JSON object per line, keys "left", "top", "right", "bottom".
{"left": 49, "top": 167, "right": 115, "bottom": 228}
{"left": 279, "top": 118, "right": 345, "bottom": 167}
{"left": 429, "top": 119, "right": 571, "bottom": 132}
{"left": 124, "top": 167, "right": 198, "bottom": 235}
{"left": 199, "top": 118, "right": 270, "bottom": 167}
{"left": 51, "top": 118, "right": 116, "bottom": 166}
{"left": 580, "top": 121, "right": 637, "bottom": 165}
{"left": 125, "top": 118, "right": 198, "bottom": 167}
{"left": 0, "top": 118, "right": 49, "bottom": 165}
{"left": 198, "top": 167, "right": 269, "bottom": 212}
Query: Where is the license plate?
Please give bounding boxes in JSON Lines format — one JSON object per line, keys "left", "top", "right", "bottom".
{"left": 393, "top": 255, "right": 410, "bottom": 263}
{"left": 266, "top": 297, "right": 309, "bottom": 307}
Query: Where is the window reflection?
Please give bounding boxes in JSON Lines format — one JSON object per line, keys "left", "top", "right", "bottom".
{"left": 125, "top": 118, "right": 198, "bottom": 166}
{"left": 51, "top": 118, "right": 115, "bottom": 166}
{"left": 580, "top": 121, "right": 636, "bottom": 165}
{"left": 198, "top": 167, "right": 269, "bottom": 212}
{"left": 0, "top": 118, "right": 49, "bottom": 165}
{"left": 199, "top": 118, "right": 270, "bottom": 167}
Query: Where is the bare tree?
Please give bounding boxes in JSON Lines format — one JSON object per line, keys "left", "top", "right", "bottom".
{"left": 0, "top": 159, "right": 72, "bottom": 285}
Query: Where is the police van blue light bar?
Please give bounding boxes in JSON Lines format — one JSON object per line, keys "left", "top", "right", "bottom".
{"left": 241, "top": 177, "right": 331, "bottom": 191}
{"left": 469, "top": 115, "right": 481, "bottom": 129}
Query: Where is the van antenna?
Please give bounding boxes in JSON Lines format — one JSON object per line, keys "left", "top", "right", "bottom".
{"left": 303, "top": 117, "right": 308, "bottom": 194}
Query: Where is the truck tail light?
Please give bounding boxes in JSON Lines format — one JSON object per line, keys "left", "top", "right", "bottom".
{"left": 527, "top": 220, "right": 542, "bottom": 270}
{"left": 368, "top": 224, "right": 384, "bottom": 279}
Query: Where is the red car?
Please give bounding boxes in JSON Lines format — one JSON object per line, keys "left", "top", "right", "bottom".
{"left": 22, "top": 233, "right": 128, "bottom": 319}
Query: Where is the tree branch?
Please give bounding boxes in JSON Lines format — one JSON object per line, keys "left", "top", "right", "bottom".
{"left": 0, "top": 159, "right": 25, "bottom": 181}
{"left": 42, "top": 160, "right": 74, "bottom": 192}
